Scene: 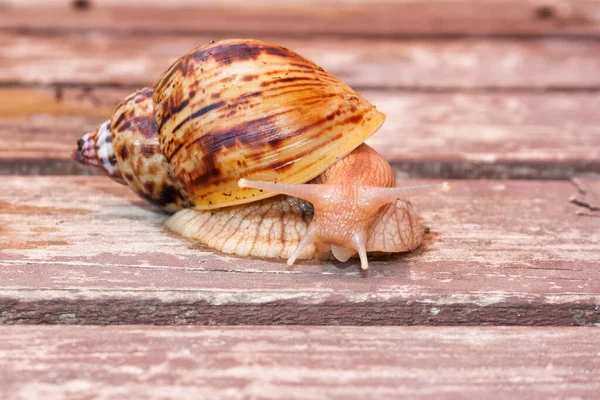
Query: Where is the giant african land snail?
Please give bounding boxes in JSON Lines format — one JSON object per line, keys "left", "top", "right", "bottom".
{"left": 73, "top": 38, "right": 450, "bottom": 269}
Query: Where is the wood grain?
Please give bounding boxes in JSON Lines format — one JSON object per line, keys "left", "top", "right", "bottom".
{"left": 2, "top": 87, "right": 599, "bottom": 179}
{"left": 1, "top": 326, "right": 599, "bottom": 400}
{"left": 1, "top": 0, "right": 599, "bottom": 37}
{"left": 3, "top": 34, "right": 600, "bottom": 89}
{"left": 1, "top": 176, "right": 598, "bottom": 325}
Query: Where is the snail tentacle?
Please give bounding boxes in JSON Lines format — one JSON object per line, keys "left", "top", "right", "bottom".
{"left": 362, "top": 182, "right": 451, "bottom": 208}
{"left": 238, "top": 179, "right": 333, "bottom": 205}
{"left": 351, "top": 231, "right": 369, "bottom": 270}
{"left": 286, "top": 223, "right": 318, "bottom": 266}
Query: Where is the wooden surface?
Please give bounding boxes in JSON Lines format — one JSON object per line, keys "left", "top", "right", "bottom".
{"left": 2, "top": 1, "right": 600, "bottom": 398}
{"left": 2, "top": 176, "right": 598, "bottom": 325}
{"left": 1, "top": 326, "right": 599, "bottom": 400}
{"left": 1, "top": 0, "right": 600, "bottom": 36}
{"left": 4, "top": 34, "right": 600, "bottom": 89}
{"left": 2, "top": 17, "right": 599, "bottom": 178}
{"left": 2, "top": 87, "right": 600, "bottom": 178}
{"left": 570, "top": 174, "right": 600, "bottom": 217}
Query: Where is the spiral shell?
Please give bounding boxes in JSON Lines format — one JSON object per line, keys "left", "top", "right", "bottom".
{"left": 110, "top": 88, "right": 187, "bottom": 211}
{"left": 153, "top": 38, "right": 386, "bottom": 210}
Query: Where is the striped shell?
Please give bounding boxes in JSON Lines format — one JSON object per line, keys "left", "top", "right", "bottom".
{"left": 110, "top": 88, "right": 187, "bottom": 211}
{"left": 153, "top": 38, "right": 386, "bottom": 210}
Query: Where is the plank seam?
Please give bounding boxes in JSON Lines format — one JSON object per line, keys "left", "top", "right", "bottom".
{"left": 3, "top": 158, "right": 600, "bottom": 180}
{"left": 5, "top": 27, "right": 600, "bottom": 41}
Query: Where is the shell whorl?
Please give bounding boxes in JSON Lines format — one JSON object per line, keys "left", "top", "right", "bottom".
{"left": 109, "top": 88, "right": 188, "bottom": 212}
{"left": 153, "top": 38, "right": 386, "bottom": 210}
{"left": 73, "top": 88, "right": 188, "bottom": 212}
{"left": 72, "top": 120, "right": 124, "bottom": 184}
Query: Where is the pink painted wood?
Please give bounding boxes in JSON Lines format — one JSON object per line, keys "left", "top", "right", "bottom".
{"left": 1, "top": 176, "right": 598, "bottom": 325}
{"left": 1, "top": 0, "right": 599, "bottom": 36}
{"left": 2, "top": 88, "right": 599, "bottom": 178}
{"left": 1, "top": 326, "right": 599, "bottom": 399}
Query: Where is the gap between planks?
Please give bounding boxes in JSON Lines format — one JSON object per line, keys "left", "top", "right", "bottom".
{"left": 1, "top": 176, "right": 599, "bottom": 326}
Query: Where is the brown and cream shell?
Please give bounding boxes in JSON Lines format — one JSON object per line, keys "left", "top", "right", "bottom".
{"left": 152, "top": 38, "right": 385, "bottom": 209}
{"left": 74, "top": 38, "right": 385, "bottom": 211}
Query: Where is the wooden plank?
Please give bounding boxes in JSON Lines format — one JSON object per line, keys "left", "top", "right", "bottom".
{"left": 1, "top": 326, "right": 599, "bottom": 400}
{"left": 1, "top": 0, "right": 600, "bottom": 37}
{"left": 3, "top": 34, "right": 600, "bottom": 89}
{"left": 1, "top": 176, "right": 598, "bottom": 325}
{"left": 0, "top": 87, "right": 122, "bottom": 175}
{"left": 2, "top": 87, "right": 599, "bottom": 179}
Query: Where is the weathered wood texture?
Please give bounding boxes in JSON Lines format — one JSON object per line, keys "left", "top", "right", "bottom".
{"left": 4, "top": 34, "right": 600, "bottom": 89}
{"left": 570, "top": 173, "right": 600, "bottom": 217}
{"left": 3, "top": 10, "right": 600, "bottom": 179}
{"left": 1, "top": 0, "right": 599, "bottom": 36}
{"left": 1, "top": 176, "right": 598, "bottom": 325}
{"left": 2, "top": 87, "right": 599, "bottom": 178}
{"left": 1, "top": 326, "right": 599, "bottom": 400}
{"left": 1, "top": 4, "right": 598, "bottom": 398}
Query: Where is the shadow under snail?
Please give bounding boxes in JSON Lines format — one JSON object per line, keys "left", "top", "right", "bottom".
{"left": 73, "top": 38, "right": 450, "bottom": 270}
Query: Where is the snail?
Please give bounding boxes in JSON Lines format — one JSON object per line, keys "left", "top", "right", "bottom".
{"left": 73, "top": 38, "right": 449, "bottom": 269}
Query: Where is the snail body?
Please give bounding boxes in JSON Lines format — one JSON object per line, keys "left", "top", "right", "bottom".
{"left": 74, "top": 39, "right": 448, "bottom": 269}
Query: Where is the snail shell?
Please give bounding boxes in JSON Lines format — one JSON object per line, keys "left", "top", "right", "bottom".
{"left": 152, "top": 38, "right": 385, "bottom": 209}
